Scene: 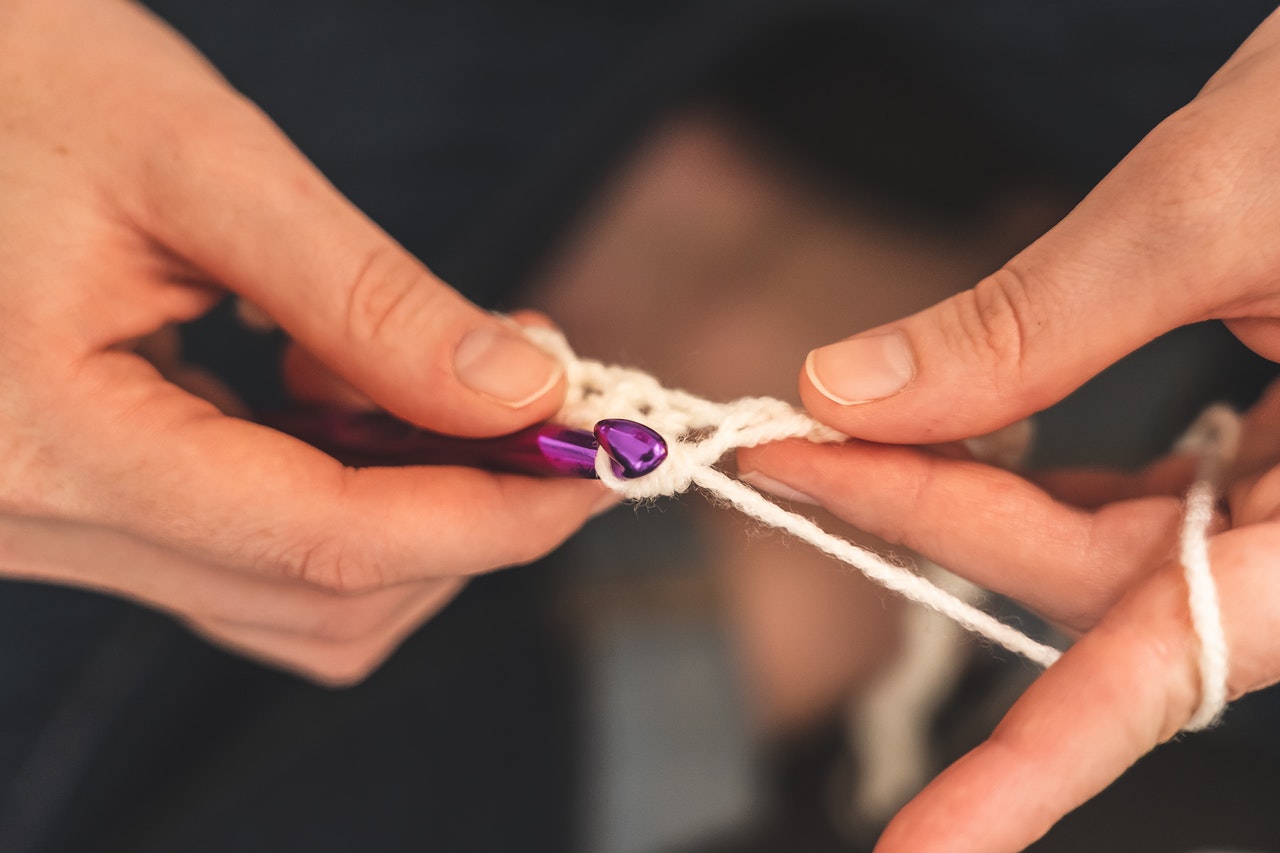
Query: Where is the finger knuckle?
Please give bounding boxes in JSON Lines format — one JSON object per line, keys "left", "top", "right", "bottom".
{"left": 250, "top": 468, "right": 390, "bottom": 593}
{"left": 1143, "top": 105, "right": 1248, "bottom": 222}
{"left": 886, "top": 455, "right": 943, "bottom": 549}
{"left": 341, "top": 246, "right": 437, "bottom": 349}
{"left": 267, "top": 531, "right": 386, "bottom": 595}
{"left": 142, "top": 92, "right": 270, "bottom": 204}
{"left": 1117, "top": 103, "right": 1272, "bottom": 286}
{"left": 946, "top": 266, "right": 1039, "bottom": 388}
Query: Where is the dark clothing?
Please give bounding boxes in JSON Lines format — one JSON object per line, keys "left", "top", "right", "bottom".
{"left": 2, "top": 3, "right": 1277, "bottom": 851}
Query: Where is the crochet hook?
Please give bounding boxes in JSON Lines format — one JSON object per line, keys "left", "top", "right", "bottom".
{"left": 262, "top": 407, "right": 666, "bottom": 480}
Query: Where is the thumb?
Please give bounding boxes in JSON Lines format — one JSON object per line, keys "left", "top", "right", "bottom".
{"left": 798, "top": 245, "right": 1176, "bottom": 444}
{"left": 801, "top": 66, "right": 1280, "bottom": 443}
{"left": 138, "top": 99, "right": 562, "bottom": 437}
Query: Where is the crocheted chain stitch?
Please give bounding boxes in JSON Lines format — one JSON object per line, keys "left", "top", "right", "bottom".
{"left": 531, "top": 327, "right": 1235, "bottom": 727}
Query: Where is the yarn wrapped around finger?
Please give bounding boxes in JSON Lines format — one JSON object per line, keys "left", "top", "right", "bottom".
{"left": 529, "top": 326, "right": 1237, "bottom": 729}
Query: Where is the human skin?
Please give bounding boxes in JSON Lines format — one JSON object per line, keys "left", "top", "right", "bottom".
{"left": 740, "top": 8, "right": 1280, "bottom": 851}
{"left": 0, "top": 0, "right": 608, "bottom": 684}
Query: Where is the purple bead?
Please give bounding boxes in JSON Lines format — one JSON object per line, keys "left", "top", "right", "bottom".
{"left": 593, "top": 419, "right": 668, "bottom": 479}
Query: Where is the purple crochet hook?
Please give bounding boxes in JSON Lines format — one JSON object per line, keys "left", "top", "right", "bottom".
{"left": 262, "top": 407, "right": 666, "bottom": 480}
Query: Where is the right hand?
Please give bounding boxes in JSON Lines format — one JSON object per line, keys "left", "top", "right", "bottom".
{"left": 0, "top": 0, "right": 607, "bottom": 684}
{"left": 741, "top": 7, "right": 1280, "bottom": 848}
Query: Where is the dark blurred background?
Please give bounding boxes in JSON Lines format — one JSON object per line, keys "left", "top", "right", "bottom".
{"left": 2, "top": 2, "right": 1279, "bottom": 852}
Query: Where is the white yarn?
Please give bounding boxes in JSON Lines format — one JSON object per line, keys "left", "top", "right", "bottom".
{"left": 847, "top": 563, "right": 985, "bottom": 826}
{"left": 531, "top": 327, "right": 1060, "bottom": 668}
{"left": 533, "top": 328, "right": 1239, "bottom": 724}
{"left": 1174, "top": 404, "right": 1240, "bottom": 730}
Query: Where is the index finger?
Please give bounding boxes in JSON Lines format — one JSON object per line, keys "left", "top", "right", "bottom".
{"left": 42, "top": 357, "right": 606, "bottom": 590}
{"left": 739, "top": 440, "right": 1185, "bottom": 630}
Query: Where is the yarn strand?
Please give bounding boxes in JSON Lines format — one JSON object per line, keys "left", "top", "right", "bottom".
{"left": 534, "top": 327, "right": 1239, "bottom": 723}
{"left": 1176, "top": 404, "right": 1240, "bottom": 730}
{"left": 537, "top": 326, "right": 1061, "bottom": 667}
{"left": 692, "top": 467, "right": 1062, "bottom": 668}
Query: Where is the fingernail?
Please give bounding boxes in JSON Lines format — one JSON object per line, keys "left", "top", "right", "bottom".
{"left": 805, "top": 332, "right": 914, "bottom": 405}
{"left": 454, "top": 326, "right": 562, "bottom": 408}
{"left": 739, "top": 471, "right": 817, "bottom": 506}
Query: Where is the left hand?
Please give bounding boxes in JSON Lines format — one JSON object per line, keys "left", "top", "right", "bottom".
{"left": 738, "top": 380, "right": 1280, "bottom": 851}
{"left": 0, "top": 0, "right": 606, "bottom": 685}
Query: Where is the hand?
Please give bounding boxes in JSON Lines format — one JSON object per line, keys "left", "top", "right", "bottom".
{"left": 739, "top": 7, "right": 1280, "bottom": 850}
{"left": 741, "top": 386, "right": 1280, "bottom": 851}
{"left": 0, "top": 0, "right": 605, "bottom": 684}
